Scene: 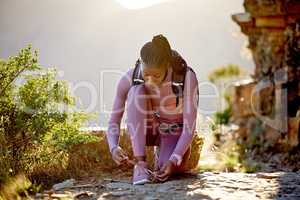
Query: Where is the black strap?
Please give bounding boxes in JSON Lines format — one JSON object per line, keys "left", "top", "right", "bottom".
{"left": 132, "top": 59, "right": 144, "bottom": 85}
{"left": 176, "top": 96, "right": 179, "bottom": 107}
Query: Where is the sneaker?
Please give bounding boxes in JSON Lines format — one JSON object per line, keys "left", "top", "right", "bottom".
{"left": 132, "top": 161, "right": 151, "bottom": 185}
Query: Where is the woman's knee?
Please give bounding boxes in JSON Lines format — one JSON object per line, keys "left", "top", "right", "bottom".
{"left": 174, "top": 147, "right": 192, "bottom": 173}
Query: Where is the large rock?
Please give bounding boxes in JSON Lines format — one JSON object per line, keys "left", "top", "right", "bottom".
{"left": 232, "top": 79, "right": 257, "bottom": 119}
{"left": 232, "top": 0, "right": 300, "bottom": 151}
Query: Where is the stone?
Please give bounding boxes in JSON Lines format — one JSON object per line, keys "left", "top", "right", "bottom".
{"left": 232, "top": 1, "right": 300, "bottom": 152}
{"left": 232, "top": 13, "right": 253, "bottom": 26}
{"left": 287, "top": 117, "right": 300, "bottom": 147}
{"left": 110, "top": 191, "right": 133, "bottom": 197}
{"left": 244, "top": 0, "right": 286, "bottom": 17}
{"left": 264, "top": 124, "right": 282, "bottom": 146}
{"left": 256, "top": 16, "right": 286, "bottom": 28}
{"left": 106, "top": 182, "right": 132, "bottom": 190}
{"left": 52, "top": 178, "right": 76, "bottom": 191}
{"left": 232, "top": 79, "right": 256, "bottom": 119}
{"left": 40, "top": 172, "right": 300, "bottom": 200}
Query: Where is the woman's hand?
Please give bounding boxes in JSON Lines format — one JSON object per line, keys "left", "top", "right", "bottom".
{"left": 111, "top": 146, "right": 129, "bottom": 165}
{"left": 155, "top": 160, "right": 176, "bottom": 182}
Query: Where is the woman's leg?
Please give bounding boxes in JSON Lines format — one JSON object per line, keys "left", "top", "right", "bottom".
{"left": 126, "top": 84, "right": 155, "bottom": 161}
{"left": 174, "top": 146, "right": 192, "bottom": 173}
{"left": 126, "top": 84, "right": 161, "bottom": 185}
{"left": 157, "top": 133, "right": 181, "bottom": 169}
{"left": 157, "top": 130, "right": 192, "bottom": 172}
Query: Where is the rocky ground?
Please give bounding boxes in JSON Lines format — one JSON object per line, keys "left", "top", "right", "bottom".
{"left": 33, "top": 171, "right": 300, "bottom": 200}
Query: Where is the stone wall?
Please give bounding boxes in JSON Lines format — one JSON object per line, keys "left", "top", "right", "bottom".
{"left": 232, "top": 0, "right": 300, "bottom": 150}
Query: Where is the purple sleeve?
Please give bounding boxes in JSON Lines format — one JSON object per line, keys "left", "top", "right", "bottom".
{"left": 171, "top": 69, "right": 199, "bottom": 157}
{"left": 106, "top": 68, "right": 133, "bottom": 153}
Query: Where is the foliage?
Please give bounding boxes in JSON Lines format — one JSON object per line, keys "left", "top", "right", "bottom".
{"left": 0, "top": 174, "right": 32, "bottom": 200}
{"left": 0, "top": 45, "right": 99, "bottom": 187}
{"left": 208, "top": 64, "right": 244, "bottom": 83}
{"left": 213, "top": 107, "right": 232, "bottom": 125}
{"left": 208, "top": 64, "right": 245, "bottom": 125}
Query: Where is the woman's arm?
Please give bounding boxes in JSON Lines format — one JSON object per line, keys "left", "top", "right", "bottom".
{"left": 106, "top": 68, "right": 133, "bottom": 153}
{"left": 169, "top": 69, "right": 199, "bottom": 164}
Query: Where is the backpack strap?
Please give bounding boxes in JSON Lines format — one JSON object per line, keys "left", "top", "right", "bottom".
{"left": 132, "top": 59, "right": 144, "bottom": 86}
{"left": 171, "top": 50, "right": 199, "bottom": 108}
{"left": 187, "top": 66, "right": 199, "bottom": 107}
{"left": 171, "top": 50, "right": 188, "bottom": 107}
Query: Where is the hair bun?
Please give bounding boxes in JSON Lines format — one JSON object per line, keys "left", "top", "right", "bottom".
{"left": 152, "top": 34, "right": 172, "bottom": 61}
{"left": 152, "top": 34, "right": 166, "bottom": 46}
{"left": 140, "top": 34, "right": 172, "bottom": 66}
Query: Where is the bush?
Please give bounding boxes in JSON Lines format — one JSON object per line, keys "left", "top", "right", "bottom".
{"left": 208, "top": 64, "right": 244, "bottom": 83}
{"left": 213, "top": 107, "right": 232, "bottom": 125}
{"left": 0, "top": 45, "right": 99, "bottom": 189}
{"left": 208, "top": 64, "right": 246, "bottom": 126}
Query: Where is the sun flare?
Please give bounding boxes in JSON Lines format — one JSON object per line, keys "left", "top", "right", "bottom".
{"left": 115, "top": 0, "right": 172, "bottom": 10}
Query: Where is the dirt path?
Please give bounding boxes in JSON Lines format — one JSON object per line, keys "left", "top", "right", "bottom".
{"left": 33, "top": 171, "right": 300, "bottom": 200}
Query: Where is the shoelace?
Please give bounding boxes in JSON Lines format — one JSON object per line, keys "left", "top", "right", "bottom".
{"left": 136, "top": 164, "right": 150, "bottom": 176}
{"left": 124, "top": 158, "right": 164, "bottom": 183}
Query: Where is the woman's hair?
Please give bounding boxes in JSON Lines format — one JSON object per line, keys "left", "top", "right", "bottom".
{"left": 140, "top": 34, "right": 172, "bottom": 67}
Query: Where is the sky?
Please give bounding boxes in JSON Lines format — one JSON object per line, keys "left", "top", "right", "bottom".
{"left": 0, "top": 0, "right": 254, "bottom": 127}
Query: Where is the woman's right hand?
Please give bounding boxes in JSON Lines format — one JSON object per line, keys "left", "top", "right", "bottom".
{"left": 111, "top": 146, "right": 129, "bottom": 165}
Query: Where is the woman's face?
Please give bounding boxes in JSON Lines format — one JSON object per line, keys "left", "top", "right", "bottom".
{"left": 141, "top": 62, "right": 168, "bottom": 89}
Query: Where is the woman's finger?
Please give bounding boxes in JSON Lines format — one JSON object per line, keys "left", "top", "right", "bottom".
{"left": 115, "top": 154, "right": 126, "bottom": 163}
{"left": 156, "top": 172, "right": 169, "bottom": 182}
{"left": 158, "top": 176, "right": 169, "bottom": 182}
{"left": 120, "top": 159, "right": 127, "bottom": 165}
{"left": 156, "top": 170, "right": 168, "bottom": 179}
{"left": 117, "top": 152, "right": 125, "bottom": 159}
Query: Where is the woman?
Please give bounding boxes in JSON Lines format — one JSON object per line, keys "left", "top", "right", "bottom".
{"left": 106, "top": 34, "right": 199, "bottom": 185}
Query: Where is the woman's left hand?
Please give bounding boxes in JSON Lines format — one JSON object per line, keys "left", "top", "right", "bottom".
{"left": 155, "top": 160, "right": 176, "bottom": 182}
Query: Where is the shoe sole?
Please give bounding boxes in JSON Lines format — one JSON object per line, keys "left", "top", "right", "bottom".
{"left": 133, "top": 178, "right": 151, "bottom": 185}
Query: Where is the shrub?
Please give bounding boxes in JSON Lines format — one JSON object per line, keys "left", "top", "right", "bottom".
{"left": 0, "top": 45, "right": 99, "bottom": 189}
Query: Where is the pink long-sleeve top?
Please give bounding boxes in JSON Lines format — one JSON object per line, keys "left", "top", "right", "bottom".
{"left": 106, "top": 65, "right": 199, "bottom": 158}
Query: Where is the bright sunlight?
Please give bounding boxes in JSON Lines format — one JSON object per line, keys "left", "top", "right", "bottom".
{"left": 115, "top": 0, "right": 172, "bottom": 9}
